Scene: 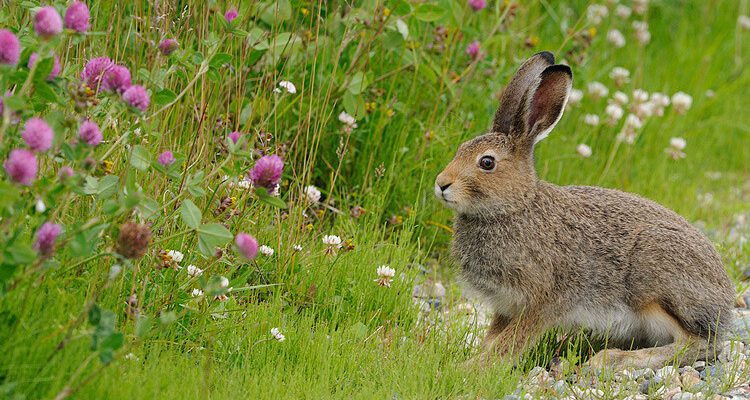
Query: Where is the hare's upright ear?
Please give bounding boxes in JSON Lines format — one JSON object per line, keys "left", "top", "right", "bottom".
{"left": 523, "top": 64, "right": 572, "bottom": 145}
{"left": 491, "top": 51, "right": 555, "bottom": 135}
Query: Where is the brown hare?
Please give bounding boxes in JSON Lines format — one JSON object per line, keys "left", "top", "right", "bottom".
{"left": 434, "top": 51, "right": 735, "bottom": 370}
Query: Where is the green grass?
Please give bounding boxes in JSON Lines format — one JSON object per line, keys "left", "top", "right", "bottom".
{"left": 1, "top": 0, "right": 749, "bottom": 398}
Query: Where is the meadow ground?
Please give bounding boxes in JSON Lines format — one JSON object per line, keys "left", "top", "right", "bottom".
{"left": 1, "top": 1, "right": 749, "bottom": 399}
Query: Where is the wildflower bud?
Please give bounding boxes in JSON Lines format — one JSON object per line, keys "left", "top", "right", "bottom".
{"left": 79, "top": 119, "right": 102, "bottom": 146}
{"left": 59, "top": 166, "right": 74, "bottom": 180}
{"left": 34, "top": 222, "right": 62, "bottom": 256}
{"left": 34, "top": 7, "right": 63, "bottom": 38}
{"left": 468, "top": 0, "right": 487, "bottom": 11}
{"left": 224, "top": 8, "right": 238, "bottom": 23}
{"left": 122, "top": 85, "right": 150, "bottom": 111}
{"left": 64, "top": 1, "right": 91, "bottom": 33}
{"left": 82, "top": 156, "right": 97, "bottom": 170}
{"left": 465, "top": 41, "right": 481, "bottom": 60}
{"left": 0, "top": 29, "right": 21, "bottom": 66}
{"left": 102, "top": 65, "right": 132, "bottom": 93}
{"left": 81, "top": 56, "right": 114, "bottom": 92}
{"left": 4, "top": 149, "right": 38, "bottom": 186}
{"left": 28, "top": 53, "right": 61, "bottom": 80}
{"left": 158, "top": 39, "right": 178, "bottom": 56}
{"left": 116, "top": 222, "right": 151, "bottom": 259}
{"left": 249, "top": 154, "right": 284, "bottom": 191}
{"left": 228, "top": 131, "right": 241, "bottom": 144}
{"left": 235, "top": 232, "right": 259, "bottom": 259}
{"left": 22, "top": 118, "right": 54, "bottom": 152}
{"left": 158, "top": 151, "right": 175, "bottom": 167}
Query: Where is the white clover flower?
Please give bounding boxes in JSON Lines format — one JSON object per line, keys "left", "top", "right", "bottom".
{"left": 270, "top": 327, "right": 286, "bottom": 342}
{"left": 651, "top": 92, "right": 670, "bottom": 107}
{"left": 259, "top": 245, "right": 274, "bottom": 256}
{"left": 633, "top": 101, "right": 654, "bottom": 119}
{"left": 576, "top": 144, "right": 593, "bottom": 158}
{"left": 605, "top": 104, "right": 624, "bottom": 125}
{"left": 186, "top": 265, "right": 203, "bottom": 277}
{"left": 191, "top": 288, "right": 204, "bottom": 297}
{"left": 293, "top": 244, "right": 303, "bottom": 252}
{"left": 587, "top": 81, "right": 609, "bottom": 99}
{"left": 612, "top": 91, "right": 629, "bottom": 106}
{"left": 322, "top": 235, "right": 342, "bottom": 246}
{"left": 633, "top": 0, "right": 648, "bottom": 15}
{"left": 666, "top": 137, "right": 687, "bottom": 160}
{"left": 374, "top": 265, "right": 396, "bottom": 287}
{"left": 303, "top": 185, "right": 321, "bottom": 204}
{"left": 339, "top": 111, "right": 357, "bottom": 128}
{"left": 607, "top": 29, "right": 626, "bottom": 48}
{"left": 124, "top": 353, "right": 138, "bottom": 361}
{"left": 609, "top": 67, "right": 630, "bottom": 87}
{"left": 566, "top": 89, "right": 583, "bottom": 109}
{"left": 624, "top": 114, "right": 643, "bottom": 130}
{"left": 167, "top": 250, "right": 184, "bottom": 263}
{"left": 219, "top": 276, "right": 230, "bottom": 288}
{"left": 583, "top": 114, "right": 600, "bottom": 126}
{"left": 633, "top": 21, "right": 651, "bottom": 45}
{"left": 705, "top": 89, "right": 715, "bottom": 98}
{"left": 322, "top": 235, "right": 342, "bottom": 255}
{"left": 671, "top": 92, "right": 693, "bottom": 114}
{"left": 35, "top": 198, "right": 46, "bottom": 213}
{"left": 615, "top": 5, "right": 632, "bottom": 19}
{"left": 586, "top": 4, "right": 608, "bottom": 25}
{"left": 278, "top": 80, "right": 297, "bottom": 94}
{"left": 740, "top": 15, "right": 750, "bottom": 31}
{"left": 237, "top": 178, "right": 252, "bottom": 190}
{"left": 650, "top": 92, "right": 670, "bottom": 116}
{"left": 619, "top": 114, "right": 643, "bottom": 144}
{"left": 632, "top": 89, "right": 649, "bottom": 103}
{"left": 670, "top": 137, "right": 687, "bottom": 151}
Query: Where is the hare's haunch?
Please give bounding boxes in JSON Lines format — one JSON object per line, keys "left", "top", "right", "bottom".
{"left": 435, "top": 52, "right": 734, "bottom": 370}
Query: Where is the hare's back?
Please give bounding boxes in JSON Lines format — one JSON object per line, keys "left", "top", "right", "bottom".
{"left": 561, "top": 185, "right": 695, "bottom": 230}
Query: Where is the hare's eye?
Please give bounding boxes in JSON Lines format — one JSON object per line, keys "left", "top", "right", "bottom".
{"left": 479, "top": 156, "right": 495, "bottom": 171}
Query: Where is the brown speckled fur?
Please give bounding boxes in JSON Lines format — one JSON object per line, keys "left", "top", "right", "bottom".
{"left": 435, "top": 52, "right": 734, "bottom": 369}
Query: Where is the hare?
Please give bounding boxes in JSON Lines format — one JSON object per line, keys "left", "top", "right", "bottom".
{"left": 434, "top": 51, "right": 735, "bottom": 370}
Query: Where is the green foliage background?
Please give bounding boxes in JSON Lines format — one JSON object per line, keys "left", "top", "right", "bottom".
{"left": 0, "top": 0, "right": 749, "bottom": 398}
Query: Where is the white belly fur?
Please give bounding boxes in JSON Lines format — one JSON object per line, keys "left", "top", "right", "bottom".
{"left": 560, "top": 304, "right": 678, "bottom": 346}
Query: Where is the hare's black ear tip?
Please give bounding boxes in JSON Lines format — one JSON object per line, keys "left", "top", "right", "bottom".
{"left": 534, "top": 51, "right": 555, "bottom": 64}
{"left": 542, "top": 64, "right": 573, "bottom": 79}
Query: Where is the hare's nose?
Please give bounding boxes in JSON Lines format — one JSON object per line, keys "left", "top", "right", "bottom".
{"left": 439, "top": 183, "right": 452, "bottom": 191}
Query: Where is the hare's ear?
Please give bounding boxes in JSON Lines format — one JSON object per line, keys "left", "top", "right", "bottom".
{"left": 491, "top": 51, "right": 555, "bottom": 135}
{"left": 523, "top": 64, "right": 572, "bottom": 144}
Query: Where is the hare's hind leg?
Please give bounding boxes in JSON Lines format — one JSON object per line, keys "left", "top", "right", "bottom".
{"left": 588, "top": 303, "right": 718, "bottom": 370}
{"left": 588, "top": 336, "right": 712, "bottom": 370}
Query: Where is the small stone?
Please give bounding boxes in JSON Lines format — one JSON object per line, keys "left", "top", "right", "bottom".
{"left": 633, "top": 368, "right": 655, "bottom": 380}
{"left": 699, "top": 365, "right": 723, "bottom": 379}
{"left": 663, "top": 387, "right": 682, "bottom": 399}
{"left": 552, "top": 379, "right": 567, "bottom": 394}
{"left": 723, "top": 384, "right": 750, "bottom": 397}
{"left": 693, "top": 361, "right": 706, "bottom": 372}
{"left": 681, "top": 367, "right": 702, "bottom": 391}
{"left": 672, "top": 392, "right": 694, "bottom": 400}
{"left": 623, "top": 395, "right": 648, "bottom": 400}
{"left": 656, "top": 366, "right": 681, "bottom": 385}
{"left": 640, "top": 379, "right": 659, "bottom": 394}
{"left": 719, "top": 341, "right": 745, "bottom": 363}
{"left": 502, "top": 395, "right": 521, "bottom": 400}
